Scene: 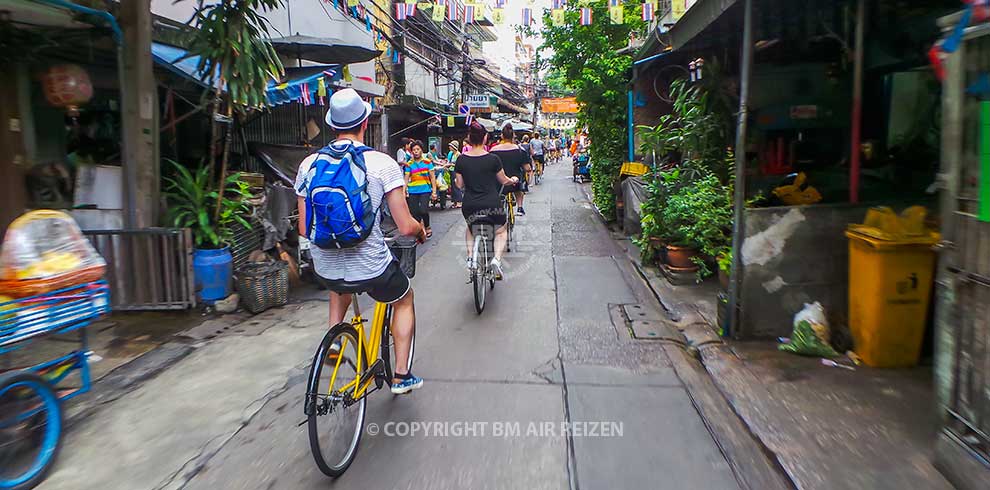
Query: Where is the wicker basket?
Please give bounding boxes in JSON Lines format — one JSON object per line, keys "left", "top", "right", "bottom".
{"left": 388, "top": 237, "right": 417, "bottom": 278}
{"left": 236, "top": 261, "right": 289, "bottom": 314}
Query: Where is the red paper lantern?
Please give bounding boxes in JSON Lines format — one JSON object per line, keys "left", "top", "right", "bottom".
{"left": 41, "top": 64, "right": 93, "bottom": 116}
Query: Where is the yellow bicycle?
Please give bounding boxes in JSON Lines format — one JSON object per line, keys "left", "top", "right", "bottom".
{"left": 305, "top": 237, "right": 417, "bottom": 477}
{"left": 504, "top": 188, "right": 516, "bottom": 253}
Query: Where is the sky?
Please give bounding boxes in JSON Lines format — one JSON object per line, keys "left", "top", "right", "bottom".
{"left": 484, "top": 1, "right": 551, "bottom": 79}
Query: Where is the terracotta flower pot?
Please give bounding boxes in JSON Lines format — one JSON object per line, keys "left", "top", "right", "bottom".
{"left": 665, "top": 245, "right": 700, "bottom": 270}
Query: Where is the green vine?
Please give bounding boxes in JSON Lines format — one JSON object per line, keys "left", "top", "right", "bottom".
{"left": 537, "top": 3, "right": 646, "bottom": 221}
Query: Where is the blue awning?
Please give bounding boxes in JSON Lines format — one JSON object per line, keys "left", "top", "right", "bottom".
{"left": 151, "top": 42, "right": 342, "bottom": 106}
{"left": 634, "top": 50, "right": 675, "bottom": 67}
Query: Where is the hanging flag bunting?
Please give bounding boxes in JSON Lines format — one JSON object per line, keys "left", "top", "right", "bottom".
{"left": 610, "top": 5, "right": 623, "bottom": 24}
{"left": 521, "top": 7, "right": 533, "bottom": 26}
{"left": 433, "top": 4, "right": 447, "bottom": 21}
{"left": 300, "top": 83, "right": 312, "bottom": 106}
{"left": 465, "top": 4, "right": 476, "bottom": 23}
{"left": 580, "top": 7, "right": 592, "bottom": 25}
{"left": 492, "top": 8, "right": 505, "bottom": 24}
{"left": 496, "top": 0, "right": 506, "bottom": 7}
{"left": 552, "top": 8, "right": 566, "bottom": 26}
{"left": 317, "top": 77, "right": 327, "bottom": 98}
{"left": 641, "top": 1, "right": 653, "bottom": 21}
{"left": 365, "top": 13, "right": 372, "bottom": 30}
{"left": 347, "top": 0, "right": 358, "bottom": 6}
{"left": 552, "top": 0, "right": 564, "bottom": 8}
{"left": 396, "top": 3, "right": 408, "bottom": 20}
{"left": 332, "top": 0, "right": 339, "bottom": 8}
{"left": 447, "top": 115, "right": 455, "bottom": 127}
{"left": 405, "top": 2, "right": 417, "bottom": 16}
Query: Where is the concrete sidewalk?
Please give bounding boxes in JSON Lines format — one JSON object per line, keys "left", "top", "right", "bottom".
{"left": 617, "top": 227, "right": 953, "bottom": 490}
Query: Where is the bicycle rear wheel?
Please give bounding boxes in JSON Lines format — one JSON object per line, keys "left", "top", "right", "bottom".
{"left": 472, "top": 234, "right": 488, "bottom": 314}
{"left": 307, "top": 325, "right": 366, "bottom": 477}
{"left": 0, "top": 371, "right": 63, "bottom": 490}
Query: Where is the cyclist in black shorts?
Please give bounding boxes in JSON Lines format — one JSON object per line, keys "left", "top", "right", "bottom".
{"left": 455, "top": 121, "right": 519, "bottom": 278}
{"left": 490, "top": 124, "right": 532, "bottom": 216}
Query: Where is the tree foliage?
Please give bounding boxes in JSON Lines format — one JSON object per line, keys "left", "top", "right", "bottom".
{"left": 184, "top": 0, "right": 285, "bottom": 111}
{"left": 539, "top": 3, "right": 645, "bottom": 219}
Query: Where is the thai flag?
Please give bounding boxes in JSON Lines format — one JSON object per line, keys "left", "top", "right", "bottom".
{"left": 396, "top": 3, "right": 407, "bottom": 20}
{"left": 552, "top": 0, "right": 563, "bottom": 8}
{"left": 522, "top": 7, "right": 533, "bottom": 25}
{"left": 580, "top": 7, "right": 592, "bottom": 25}
{"left": 641, "top": 1, "right": 653, "bottom": 21}
{"left": 405, "top": 3, "right": 416, "bottom": 17}
{"left": 465, "top": 4, "right": 475, "bottom": 23}
{"left": 609, "top": 0, "right": 620, "bottom": 6}
{"left": 300, "top": 83, "right": 312, "bottom": 106}
{"left": 437, "top": 0, "right": 445, "bottom": 5}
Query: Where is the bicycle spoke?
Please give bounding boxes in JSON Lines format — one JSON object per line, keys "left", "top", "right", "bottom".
{"left": 309, "top": 329, "right": 366, "bottom": 476}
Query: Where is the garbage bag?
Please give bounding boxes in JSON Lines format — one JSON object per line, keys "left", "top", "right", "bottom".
{"left": 0, "top": 210, "right": 106, "bottom": 296}
{"left": 779, "top": 301, "right": 840, "bottom": 357}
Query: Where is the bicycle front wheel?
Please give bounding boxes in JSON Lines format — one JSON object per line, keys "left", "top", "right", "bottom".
{"left": 0, "top": 371, "right": 63, "bottom": 490}
{"left": 307, "top": 325, "right": 367, "bottom": 477}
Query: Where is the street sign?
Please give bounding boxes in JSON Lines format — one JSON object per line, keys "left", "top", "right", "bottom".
{"left": 458, "top": 103, "right": 470, "bottom": 115}
{"left": 465, "top": 95, "right": 491, "bottom": 109}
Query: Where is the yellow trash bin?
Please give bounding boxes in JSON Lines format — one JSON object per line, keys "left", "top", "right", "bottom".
{"left": 845, "top": 224, "right": 939, "bottom": 368}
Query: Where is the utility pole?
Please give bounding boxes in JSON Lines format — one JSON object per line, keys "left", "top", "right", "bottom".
{"left": 530, "top": 53, "right": 539, "bottom": 134}
{"left": 119, "top": 0, "right": 158, "bottom": 228}
{"left": 461, "top": 36, "right": 471, "bottom": 105}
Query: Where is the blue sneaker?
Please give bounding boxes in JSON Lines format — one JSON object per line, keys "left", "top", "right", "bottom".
{"left": 391, "top": 374, "right": 424, "bottom": 394}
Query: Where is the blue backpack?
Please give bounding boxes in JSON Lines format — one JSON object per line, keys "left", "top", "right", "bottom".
{"left": 300, "top": 140, "right": 377, "bottom": 249}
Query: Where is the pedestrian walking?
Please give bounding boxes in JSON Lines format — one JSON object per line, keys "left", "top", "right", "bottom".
{"left": 404, "top": 140, "right": 437, "bottom": 239}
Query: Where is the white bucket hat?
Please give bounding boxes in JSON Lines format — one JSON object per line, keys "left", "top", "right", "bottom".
{"left": 325, "top": 88, "right": 372, "bottom": 130}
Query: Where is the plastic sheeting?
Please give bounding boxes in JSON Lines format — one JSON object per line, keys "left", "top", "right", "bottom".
{"left": 621, "top": 177, "right": 647, "bottom": 235}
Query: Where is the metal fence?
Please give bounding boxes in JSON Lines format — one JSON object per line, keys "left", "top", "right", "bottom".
{"left": 83, "top": 228, "right": 196, "bottom": 311}
{"left": 946, "top": 212, "right": 990, "bottom": 461}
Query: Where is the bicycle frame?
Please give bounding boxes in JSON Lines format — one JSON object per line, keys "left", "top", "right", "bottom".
{"left": 327, "top": 296, "right": 393, "bottom": 401}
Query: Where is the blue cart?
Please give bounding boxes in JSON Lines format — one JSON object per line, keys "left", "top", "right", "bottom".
{"left": 573, "top": 151, "right": 591, "bottom": 183}
{"left": 0, "top": 281, "right": 110, "bottom": 490}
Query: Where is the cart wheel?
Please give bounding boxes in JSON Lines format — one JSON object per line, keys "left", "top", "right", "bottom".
{"left": 0, "top": 372, "right": 63, "bottom": 490}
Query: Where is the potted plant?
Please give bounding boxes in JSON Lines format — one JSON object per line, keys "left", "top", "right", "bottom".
{"left": 661, "top": 171, "right": 733, "bottom": 279}
{"left": 163, "top": 161, "right": 253, "bottom": 303}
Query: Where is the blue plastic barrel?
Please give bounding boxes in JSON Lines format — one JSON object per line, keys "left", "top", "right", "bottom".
{"left": 193, "top": 247, "right": 233, "bottom": 303}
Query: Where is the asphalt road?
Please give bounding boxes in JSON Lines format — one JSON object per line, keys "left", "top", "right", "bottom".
{"left": 38, "top": 161, "right": 741, "bottom": 490}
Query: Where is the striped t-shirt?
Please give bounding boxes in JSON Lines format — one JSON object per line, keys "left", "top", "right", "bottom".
{"left": 295, "top": 143, "right": 405, "bottom": 281}
{"left": 405, "top": 159, "right": 434, "bottom": 195}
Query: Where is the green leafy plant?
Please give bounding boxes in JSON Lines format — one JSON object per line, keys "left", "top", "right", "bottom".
{"left": 536, "top": 4, "right": 646, "bottom": 220}
{"left": 657, "top": 171, "right": 733, "bottom": 279}
{"left": 163, "top": 160, "right": 253, "bottom": 249}
{"left": 181, "top": 0, "right": 285, "bottom": 221}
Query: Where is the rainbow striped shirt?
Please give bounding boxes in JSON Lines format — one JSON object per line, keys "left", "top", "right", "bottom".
{"left": 405, "top": 158, "right": 434, "bottom": 195}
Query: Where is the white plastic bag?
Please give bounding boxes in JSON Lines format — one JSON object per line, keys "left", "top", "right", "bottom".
{"left": 780, "top": 302, "right": 839, "bottom": 357}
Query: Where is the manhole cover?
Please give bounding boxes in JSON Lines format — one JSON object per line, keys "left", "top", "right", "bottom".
{"left": 630, "top": 319, "right": 681, "bottom": 340}
{"left": 621, "top": 303, "right": 665, "bottom": 322}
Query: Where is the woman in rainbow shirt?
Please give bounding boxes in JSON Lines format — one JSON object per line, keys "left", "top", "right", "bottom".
{"left": 404, "top": 140, "right": 438, "bottom": 239}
